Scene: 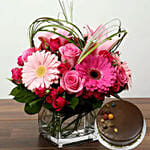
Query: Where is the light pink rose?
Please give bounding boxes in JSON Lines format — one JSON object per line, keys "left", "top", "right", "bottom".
{"left": 60, "top": 70, "right": 83, "bottom": 94}
{"left": 59, "top": 43, "right": 81, "bottom": 67}
{"left": 116, "top": 66, "right": 127, "bottom": 87}
{"left": 22, "top": 48, "right": 36, "bottom": 62}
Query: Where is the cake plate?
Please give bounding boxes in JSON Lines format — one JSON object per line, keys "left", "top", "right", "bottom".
{"left": 94, "top": 119, "right": 146, "bottom": 150}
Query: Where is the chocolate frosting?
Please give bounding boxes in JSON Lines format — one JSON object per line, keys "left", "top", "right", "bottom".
{"left": 96, "top": 100, "right": 143, "bottom": 145}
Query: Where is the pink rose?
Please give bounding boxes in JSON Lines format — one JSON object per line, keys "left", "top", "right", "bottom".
{"left": 52, "top": 97, "right": 66, "bottom": 111}
{"left": 22, "top": 48, "right": 36, "bottom": 62}
{"left": 116, "top": 66, "right": 127, "bottom": 87}
{"left": 60, "top": 70, "right": 83, "bottom": 94}
{"left": 59, "top": 43, "right": 81, "bottom": 67}
{"left": 11, "top": 68, "right": 22, "bottom": 83}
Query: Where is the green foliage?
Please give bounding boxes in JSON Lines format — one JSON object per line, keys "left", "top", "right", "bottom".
{"left": 24, "top": 99, "right": 42, "bottom": 114}
{"left": 92, "top": 100, "right": 103, "bottom": 110}
{"left": 28, "top": 17, "right": 84, "bottom": 49}
{"left": 10, "top": 85, "right": 43, "bottom": 115}
{"left": 69, "top": 97, "right": 79, "bottom": 110}
{"left": 10, "top": 85, "right": 38, "bottom": 103}
{"left": 43, "top": 102, "right": 54, "bottom": 111}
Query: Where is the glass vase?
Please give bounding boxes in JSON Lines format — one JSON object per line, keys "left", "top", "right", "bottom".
{"left": 38, "top": 106, "right": 98, "bottom": 148}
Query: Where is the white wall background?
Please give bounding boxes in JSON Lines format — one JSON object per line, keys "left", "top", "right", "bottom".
{"left": 0, "top": 0, "right": 150, "bottom": 99}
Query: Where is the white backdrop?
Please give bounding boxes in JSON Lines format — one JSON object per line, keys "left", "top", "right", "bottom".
{"left": 0, "top": 0, "right": 150, "bottom": 98}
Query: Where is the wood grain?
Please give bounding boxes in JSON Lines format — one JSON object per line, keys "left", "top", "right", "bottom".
{"left": 0, "top": 98, "right": 149, "bottom": 150}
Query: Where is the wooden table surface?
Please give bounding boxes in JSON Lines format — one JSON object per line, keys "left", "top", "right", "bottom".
{"left": 0, "top": 98, "right": 149, "bottom": 150}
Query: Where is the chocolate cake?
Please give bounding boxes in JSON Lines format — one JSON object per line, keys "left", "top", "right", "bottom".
{"left": 96, "top": 100, "right": 144, "bottom": 146}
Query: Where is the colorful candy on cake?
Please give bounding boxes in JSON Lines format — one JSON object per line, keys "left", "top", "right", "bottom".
{"left": 96, "top": 100, "right": 146, "bottom": 149}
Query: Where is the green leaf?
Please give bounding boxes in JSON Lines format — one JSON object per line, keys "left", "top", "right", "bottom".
{"left": 7, "top": 78, "right": 12, "bottom": 82}
{"left": 10, "top": 85, "right": 38, "bottom": 103}
{"left": 69, "top": 97, "right": 79, "bottom": 110}
{"left": 28, "top": 17, "right": 84, "bottom": 48}
{"left": 40, "top": 29, "right": 82, "bottom": 50}
{"left": 92, "top": 101, "right": 103, "bottom": 110}
{"left": 10, "top": 86, "right": 21, "bottom": 96}
{"left": 24, "top": 99, "right": 42, "bottom": 115}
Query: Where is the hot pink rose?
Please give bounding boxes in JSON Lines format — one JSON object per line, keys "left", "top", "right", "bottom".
{"left": 116, "top": 66, "right": 127, "bottom": 87}
{"left": 34, "top": 87, "right": 46, "bottom": 98}
{"left": 46, "top": 95, "right": 52, "bottom": 104}
{"left": 82, "top": 90, "right": 93, "bottom": 99}
{"left": 99, "top": 50, "right": 114, "bottom": 62}
{"left": 22, "top": 48, "right": 36, "bottom": 62}
{"left": 57, "top": 62, "right": 71, "bottom": 74}
{"left": 57, "top": 86, "right": 65, "bottom": 94}
{"left": 49, "top": 88, "right": 58, "bottom": 100}
{"left": 17, "top": 55, "right": 24, "bottom": 66}
{"left": 60, "top": 70, "right": 83, "bottom": 94}
{"left": 59, "top": 43, "right": 81, "bottom": 67}
{"left": 52, "top": 97, "right": 66, "bottom": 111}
{"left": 49, "top": 38, "right": 61, "bottom": 52}
{"left": 93, "top": 91, "right": 105, "bottom": 101}
{"left": 11, "top": 68, "right": 22, "bottom": 83}
{"left": 110, "top": 81, "right": 120, "bottom": 93}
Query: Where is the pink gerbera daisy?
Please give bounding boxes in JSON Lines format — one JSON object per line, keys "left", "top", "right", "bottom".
{"left": 75, "top": 55, "right": 116, "bottom": 93}
{"left": 22, "top": 51, "right": 60, "bottom": 90}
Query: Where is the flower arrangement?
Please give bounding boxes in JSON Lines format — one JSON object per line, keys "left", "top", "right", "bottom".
{"left": 9, "top": 0, "right": 131, "bottom": 146}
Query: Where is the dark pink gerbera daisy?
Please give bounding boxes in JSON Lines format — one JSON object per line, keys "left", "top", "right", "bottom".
{"left": 75, "top": 55, "right": 116, "bottom": 93}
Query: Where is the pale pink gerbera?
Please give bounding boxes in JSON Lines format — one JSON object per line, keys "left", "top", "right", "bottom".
{"left": 75, "top": 55, "right": 116, "bottom": 93}
{"left": 22, "top": 51, "right": 60, "bottom": 90}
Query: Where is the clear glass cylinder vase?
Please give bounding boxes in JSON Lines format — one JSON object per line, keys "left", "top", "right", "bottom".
{"left": 38, "top": 106, "right": 97, "bottom": 148}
